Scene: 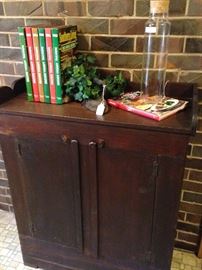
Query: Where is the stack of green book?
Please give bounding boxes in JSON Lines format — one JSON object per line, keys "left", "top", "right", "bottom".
{"left": 18, "top": 25, "right": 77, "bottom": 104}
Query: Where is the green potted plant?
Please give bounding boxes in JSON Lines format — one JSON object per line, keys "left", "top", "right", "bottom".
{"left": 64, "top": 54, "right": 100, "bottom": 102}
{"left": 64, "top": 54, "right": 127, "bottom": 102}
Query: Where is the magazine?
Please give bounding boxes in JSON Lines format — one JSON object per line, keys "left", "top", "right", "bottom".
{"left": 107, "top": 92, "right": 188, "bottom": 121}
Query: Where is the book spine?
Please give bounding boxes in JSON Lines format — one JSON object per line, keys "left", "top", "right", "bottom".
{"left": 51, "top": 25, "right": 77, "bottom": 104}
{"left": 52, "top": 28, "right": 63, "bottom": 105}
{"left": 32, "top": 27, "right": 44, "bottom": 103}
{"left": 18, "top": 27, "right": 34, "bottom": 102}
{"left": 38, "top": 28, "right": 51, "bottom": 103}
{"left": 45, "top": 28, "right": 56, "bottom": 104}
{"left": 25, "top": 27, "right": 40, "bottom": 102}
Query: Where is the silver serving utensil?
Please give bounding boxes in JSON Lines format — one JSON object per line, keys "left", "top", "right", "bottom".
{"left": 96, "top": 84, "right": 107, "bottom": 116}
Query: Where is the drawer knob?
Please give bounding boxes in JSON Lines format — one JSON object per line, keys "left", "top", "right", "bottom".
{"left": 89, "top": 141, "right": 96, "bottom": 148}
{"left": 61, "top": 135, "right": 68, "bottom": 143}
{"left": 97, "top": 139, "right": 105, "bottom": 149}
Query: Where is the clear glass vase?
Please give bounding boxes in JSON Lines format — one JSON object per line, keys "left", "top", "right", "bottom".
{"left": 140, "top": 0, "right": 171, "bottom": 103}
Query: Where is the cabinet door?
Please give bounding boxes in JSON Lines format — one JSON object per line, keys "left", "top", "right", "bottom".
{"left": 87, "top": 141, "right": 157, "bottom": 266}
{"left": 15, "top": 137, "right": 83, "bottom": 252}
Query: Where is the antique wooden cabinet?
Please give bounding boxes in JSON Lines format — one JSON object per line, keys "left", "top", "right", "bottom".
{"left": 0, "top": 79, "right": 197, "bottom": 270}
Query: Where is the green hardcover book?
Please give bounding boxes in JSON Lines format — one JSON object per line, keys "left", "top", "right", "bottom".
{"left": 52, "top": 25, "right": 77, "bottom": 104}
{"left": 38, "top": 27, "right": 51, "bottom": 103}
{"left": 18, "top": 26, "right": 34, "bottom": 101}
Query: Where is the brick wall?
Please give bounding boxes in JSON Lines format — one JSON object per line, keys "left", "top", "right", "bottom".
{"left": 0, "top": 146, "right": 12, "bottom": 211}
{"left": 0, "top": 0, "right": 201, "bottom": 253}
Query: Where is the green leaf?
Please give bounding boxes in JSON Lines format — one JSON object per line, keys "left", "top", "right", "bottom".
{"left": 87, "top": 55, "right": 96, "bottom": 64}
{"left": 87, "top": 79, "right": 92, "bottom": 86}
{"left": 80, "top": 82, "right": 86, "bottom": 91}
{"left": 75, "top": 92, "right": 83, "bottom": 101}
{"left": 79, "top": 64, "right": 85, "bottom": 75}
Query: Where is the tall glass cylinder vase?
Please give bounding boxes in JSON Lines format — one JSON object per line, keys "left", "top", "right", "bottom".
{"left": 140, "top": 0, "right": 171, "bottom": 102}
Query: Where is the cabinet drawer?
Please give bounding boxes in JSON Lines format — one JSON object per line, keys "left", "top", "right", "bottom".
{"left": 0, "top": 114, "right": 189, "bottom": 157}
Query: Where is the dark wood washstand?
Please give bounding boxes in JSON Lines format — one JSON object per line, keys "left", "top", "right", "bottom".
{"left": 0, "top": 78, "right": 198, "bottom": 270}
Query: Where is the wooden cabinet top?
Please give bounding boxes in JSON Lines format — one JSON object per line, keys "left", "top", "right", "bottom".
{"left": 0, "top": 79, "right": 198, "bottom": 136}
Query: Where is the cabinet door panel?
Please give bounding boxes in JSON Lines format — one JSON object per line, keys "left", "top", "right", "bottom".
{"left": 16, "top": 137, "right": 82, "bottom": 251}
{"left": 98, "top": 148, "right": 157, "bottom": 264}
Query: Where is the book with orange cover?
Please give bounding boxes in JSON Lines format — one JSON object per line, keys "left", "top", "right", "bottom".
{"left": 108, "top": 93, "right": 188, "bottom": 121}
{"left": 25, "top": 27, "right": 40, "bottom": 102}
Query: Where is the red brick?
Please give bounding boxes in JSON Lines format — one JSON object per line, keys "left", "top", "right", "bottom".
{"left": 170, "top": 19, "right": 202, "bottom": 36}
{"left": 4, "top": 1, "right": 42, "bottom": 16}
{"left": 177, "top": 221, "right": 200, "bottom": 234}
{"left": 167, "top": 55, "right": 202, "bottom": 70}
{"left": 175, "top": 240, "right": 197, "bottom": 252}
{"left": 0, "top": 18, "right": 24, "bottom": 31}
{"left": 26, "top": 18, "right": 65, "bottom": 28}
{"left": 91, "top": 36, "right": 134, "bottom": 52}
{"left": 183, "top": 191, "right": 202, "bottom": 204}
{"left": 183, "top": 180, "right": 202, "bottom": 193}
{"left": 77, "top": 35, "right": 90, "bottom": 51}
{"left": 0, "top": 62, "right": 14, "bottom": 75}
{"left": 61, "top": 18, "right": 108, "bottom": 34}
{"left": 178, "top": 211, "right": 186, "bottom": 221}
{"left": 189, "top": 170, "right": 202, "bottom": 182}
{"left": 111, "top": 54, "right": 145, "bottom": 69}
{"left": 177, "top": 231, "right": 199, "bottom": 244}
{"left": 15, "top": 63, "right": 24, "bottom": 76}
{"left": 185, "top": 157, "right": 202, "bottom": 170}
{"left": 88, "top": 0, "right": 134, "bottom": 17}
{"left": 187, "top": 0, "right": 202, "bottom": 16}
{"left": 179, "top": 201, "right": 202, "bottom": 215}
{"left": 136, "top": 0, "right": 187, "bottom": 17}
{"left": 0, "top": 48, "right": 21, "bottom": 62}
{"left": 135, "top": 0, "right": 149, "bottom": 16}
{"left": 192, "top": 145, "right": 202, "bottom": 158}
{"left": 44, "top": 1, "right": 86, "bottom": 16}
{"left": 186, "top": 38, "right": 202, "bottom": 53}
{"left": 136, "top": 37, "right": 184, "bottom": 53}
{"left": 111, "top": 19, "right": 146, "bottom": 35}
{"left": 169, "top": 0, "right": 187, "bottom": 16}
{"left": 10, "top": 34, "right": 19, "bottom": 47}
{"left": 0, "top": 34, "right": 9, "bottom": 46}
{"left": 186, "top": 213, "right": 202, "bottom": 224}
